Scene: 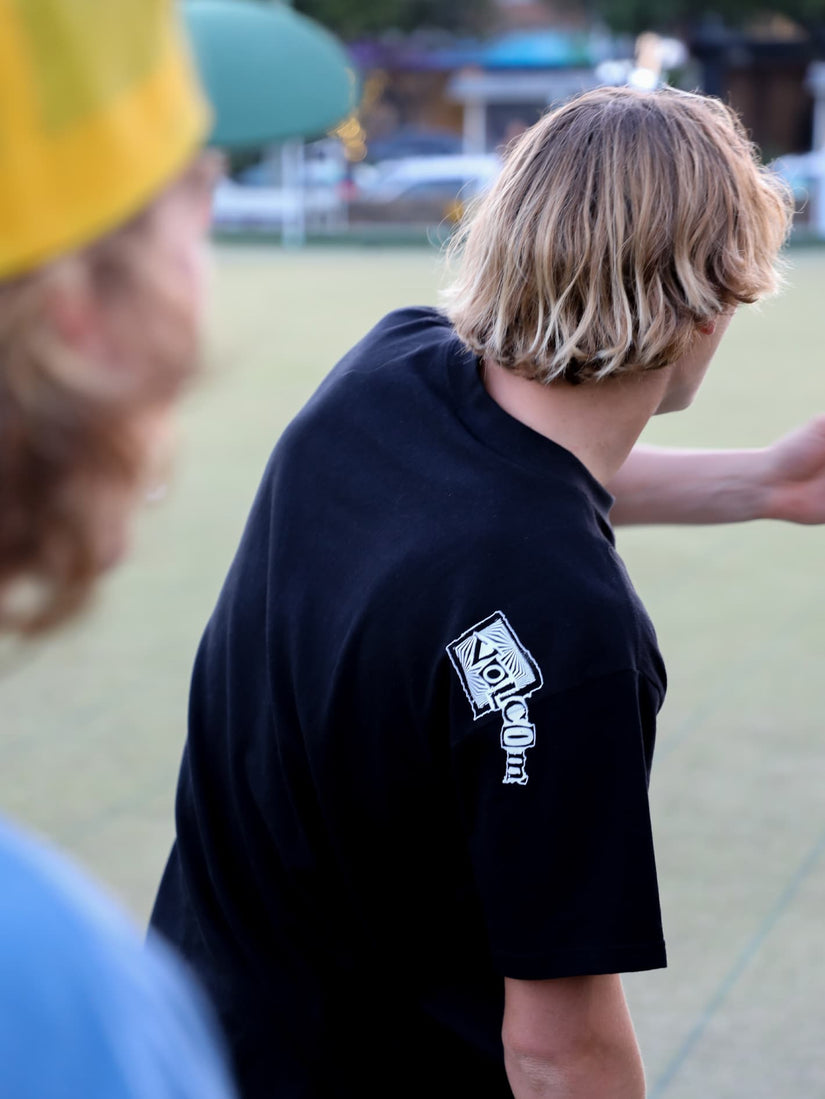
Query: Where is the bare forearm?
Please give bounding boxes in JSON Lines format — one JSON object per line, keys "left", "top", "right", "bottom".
{"left": 503, "top": 974, "right": 645, "bottom": 1099}
{"left": 608, "top": 445, "right": 770, "bottom": 526}
{"left": 505, "top": 1039, "right": 646, "bottom": 1098}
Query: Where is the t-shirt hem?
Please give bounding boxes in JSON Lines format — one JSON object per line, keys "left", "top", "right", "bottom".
{"left": 496, "top": 941, "right": 667, "bottom": 981}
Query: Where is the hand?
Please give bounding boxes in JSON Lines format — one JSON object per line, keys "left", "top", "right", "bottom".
{"left": 760, "top": 415, "right": 825, "bottom": 524}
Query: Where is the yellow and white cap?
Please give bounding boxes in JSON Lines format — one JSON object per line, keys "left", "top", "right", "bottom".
{"left": 0, "top": 0, "right": 355, "bottom": 280}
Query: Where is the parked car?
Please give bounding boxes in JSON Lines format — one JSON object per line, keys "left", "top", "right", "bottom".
{"left": 211, "top": 178, "right": 343, "bottom": 231}
{"left": 771, "top": 150, "right": 825, "bottom": 234}
{"left": 771, "top": 150, "right": 825, "bottom": 200}
{"left": 349, "top": 154, "right": 501, "bottom": 224}
{"left": 365, "top": 126, "right": 462, "bottom": 163}
{"left": 234, "top": 138, "right": 347, "bottom": 189}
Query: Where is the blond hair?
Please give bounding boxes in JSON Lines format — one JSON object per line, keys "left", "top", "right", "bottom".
{"left": 443, "top": 85, "right": 793, "bottom": 384}
{"left": 0, "top": 197, "right": 199, "bottom": 635}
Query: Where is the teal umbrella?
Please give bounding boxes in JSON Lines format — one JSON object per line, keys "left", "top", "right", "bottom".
{"left": 184, "top": 0, "right": 356, "bottom": 148}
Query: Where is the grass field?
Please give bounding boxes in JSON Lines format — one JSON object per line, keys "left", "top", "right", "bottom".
{"left": 2, "top": 246, "right": 824, "bottom": 1097}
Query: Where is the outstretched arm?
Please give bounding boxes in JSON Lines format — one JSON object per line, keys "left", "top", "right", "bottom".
{"left": 608, "top": 416, "right": 825, "bottom": 526}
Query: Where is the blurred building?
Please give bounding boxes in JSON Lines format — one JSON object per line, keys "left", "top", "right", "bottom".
{"left": 351, "top": 2, "right": 626, "bottom": 159}
{"left": 691, "top": 16, "right": 815, "bottom": 158}
{"left": 449, "top": 30, "right": 606, "bottom": 154}
{"left": 350, "top": 4, "right": 820, "bottom": 163}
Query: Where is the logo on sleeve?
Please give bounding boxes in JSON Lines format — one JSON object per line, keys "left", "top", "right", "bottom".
{"left": 446, "top": 612, "right": 543, "bottom": 786}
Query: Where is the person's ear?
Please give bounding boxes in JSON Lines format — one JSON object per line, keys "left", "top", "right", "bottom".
{"left": 44, "top": 260, "right": 111, "bottom": 360}
{"left": 40, "top": 260, "right": 135, "bottom": 400}
{"left": 45, "top": 261, "right": 110, "bottom": 362}
{"left": 697, "top": 318, "right": 717, "bottom": 336}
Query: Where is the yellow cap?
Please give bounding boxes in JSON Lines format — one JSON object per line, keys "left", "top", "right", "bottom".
{"left": 0, "top": 0, "right": 210, "bottom": 279}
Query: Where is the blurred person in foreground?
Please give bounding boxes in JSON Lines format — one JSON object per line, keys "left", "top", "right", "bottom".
{"left": 0, "top": 1, "right": 351, "bottom": 1096}
{"left": 151, "top": 86, "right": 816, "bottom": 1099}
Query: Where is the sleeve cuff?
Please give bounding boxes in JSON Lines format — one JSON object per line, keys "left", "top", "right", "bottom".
{"left": 496, "top": 940, "right": 667, "bottom": 980}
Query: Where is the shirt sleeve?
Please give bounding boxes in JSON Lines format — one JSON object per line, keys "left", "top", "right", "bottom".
{"left": 447, "top": 659, "right": 666, "bottom": 981}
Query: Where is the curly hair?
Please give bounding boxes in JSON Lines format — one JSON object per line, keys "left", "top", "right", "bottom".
{"left": 442, "top": 85, "right": 793, "bottom": 384}
{"left": 0, "top": 202, "right": 199, "bottom": 635}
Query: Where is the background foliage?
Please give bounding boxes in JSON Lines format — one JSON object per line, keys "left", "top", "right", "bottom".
{"left": 290, "top": 0, "right": 492, "bottom": 38}
{"left": 254, "top": 1, "right": 825, "bottom": 54}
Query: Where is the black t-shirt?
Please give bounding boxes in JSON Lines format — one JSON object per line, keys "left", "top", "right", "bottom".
{"left": 151, "top": 308, "right": 668, "bottom": 1099}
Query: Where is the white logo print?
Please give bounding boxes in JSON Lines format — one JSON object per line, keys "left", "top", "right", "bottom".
{"left": 447, "top": 612, "right": 543, "bottom": 786}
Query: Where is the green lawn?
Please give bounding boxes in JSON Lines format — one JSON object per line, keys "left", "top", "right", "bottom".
{"left": 2, "top": 246, "right": 824, "bottom": 1097}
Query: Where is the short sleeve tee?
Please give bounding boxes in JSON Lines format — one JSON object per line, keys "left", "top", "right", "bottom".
{"left": 151, "top": 307, "right": 667, "bottom": 1099}
{"left": 0, "top": 818, "right": 236, "bottom": 1099}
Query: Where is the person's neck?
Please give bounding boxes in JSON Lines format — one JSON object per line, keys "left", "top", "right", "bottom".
{"left": 481, "top": 359, "right": 670, "bottom": 485}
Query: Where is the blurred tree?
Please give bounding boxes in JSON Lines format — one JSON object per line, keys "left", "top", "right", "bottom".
{"left": 589, "top": 0, "right": 825, "bottom": 49}
{"left": 275, "top": 0, "right": 493, "bottom": 38}
{"left": 292, "top": 0, "right": 402, "bottom": 37}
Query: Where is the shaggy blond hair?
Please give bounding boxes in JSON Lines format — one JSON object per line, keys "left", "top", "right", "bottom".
{"left": 443, "top": 85, "right": 793, "bottom": 383}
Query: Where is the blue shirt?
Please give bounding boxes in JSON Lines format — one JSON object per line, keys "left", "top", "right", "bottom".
{"left": 0, "top": 817, "right": 236, "bottom": 1099}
